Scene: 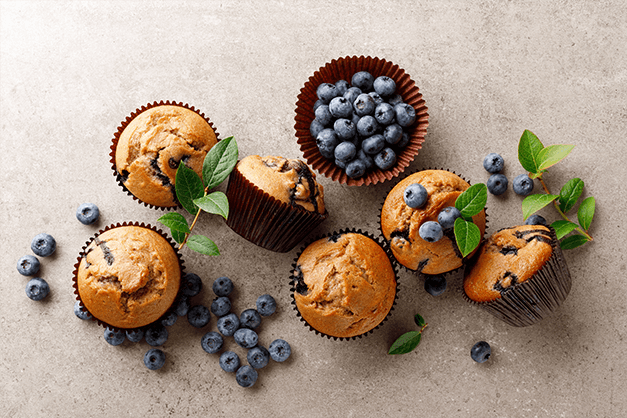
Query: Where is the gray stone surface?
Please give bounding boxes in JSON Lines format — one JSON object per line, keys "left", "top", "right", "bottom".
{"left": 1, "top": 1, "right": 626, "bottom": 416}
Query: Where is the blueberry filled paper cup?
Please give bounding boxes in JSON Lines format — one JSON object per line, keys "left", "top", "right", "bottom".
{"left": 289, "top": 229, "right": 399, "bottom": 340}
{"left": 110, "top": 100, "right": 220, "bottom": 210}
{"left": 294, "top": 55, "right": 429, "bottom": 186}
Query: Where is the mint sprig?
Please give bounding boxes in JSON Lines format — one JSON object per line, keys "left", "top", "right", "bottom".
{"left": 452, "top": 183, "right": 487, "bottom": 258}
{"left": 388, "top": 314, "right": 428, "bottom": 355}
{"left": 158, "top": 136, "right": 239, "bottom": 255}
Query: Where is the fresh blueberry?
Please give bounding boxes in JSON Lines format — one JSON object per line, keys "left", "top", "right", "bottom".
{"left": 125, "top": 328, "right": 145, "bottom": 343}
{"left": 394, "top": 103, "right": 416, "bottom": 127}
{"left": 334, "top": 79, "right": 350, "bottom": 95}
{"left": 187, "top": 305, "right": 211, "bottom": 328}
{"left": 313, "top": 99, "right": 324, "bottom": 112}
{"left": 104, "top": 327, "right": 125, "bottom": 346}
{"left": 351, "top": 71, "right": 374, "bottom": 91}
{"left": 333, "top": 118, "right": 356, "bottom": 140}
{"left": 356, "top": 149, "right": 374, "bottom": 170}
{"left": 247, "top": 346, "right": 270, "bottom": 369}
{"left": 74, "top": 300, "right": 91, "bottom": 320}
{"left": 368, "top": 92, "right": 384, "bottom": 105}
{"left": 256, "top": 294, "right": 277, "bottom": 316}
{"left": 17, "top": 255, "right": 40, "bottom": 276}
{"left": 335, "top": 158, "right": 347, "bottom": 169}
{"left": 234, "top": 328, "right": 258, "bottom": 349}
{"left": 396, "top": 132, "right": 410, "bottom": 148}
{"left": 316, "top": 129, "right": 340, "bottom": 159}
{"left": 25, "top": 277, "right": 49, "bottom": 301}
{"left": 76, "top": 203, "right": 99, "bottom": 225}
{"left": 310, "top": 119, "right": 325, "bottom": 139}
{"left": 212, "top": 276, "right": 234, "bottom": 297}
{"left": 201, "top": 331, "right": 224, "bottom": 354}
{"left": 387, "top": 94, "right": 404, "bottom": 106}
{"left": 211, "top": 296, "right": 231, "bottom": 317}
{"left": 329, "top": 96, "right": 353, "bottom": 119}
{"left": 471, "top": 341, "right": 491, "bottom": 363}
{"left": 144, "top": 348, "right": 166, "bottom": 370}
{"left": 374, "top": 103, "right": 395, "bottom": 125}
{"left": 374, "top": 148, "right": 397, "bottom": 170}
{"left": 180, "top": 273, "right": 202, "bottom": 297}
{"left": 487, "top": 173, "right": 508, "bottom": 195}
{"left": 403, "top": 183, "right": 428, "bottom": 208}
{"left": 419, "top": 221, "right": 444, "bottom": 243}
{"left": 236, "top": 365, "right": 258, "bottom": 388}
{"left": 219, "top": 351, "right": 240, "bottom": 373}
{"left": 160, "top": 311, "right": 178, "bottom": 327}
{"left": 217, "top": 313, "right": 240, "bottom": 337}
{"left": 145, "top": 324, "right": 168, "bottom": 346}
{"left": 351, "top": 112, "right": 361, "bottom": 128}
{"left": 316, "top": 83, "right": 339, "bottom": 104}
{"left": 343, "top": 86, "right": 362, "bottom": 105}
{"left": 437, "top": 206, "right": 462, "bottom": 230}
{"left": 31, "top": 233, "right": 56, "bottom": 257}
{"left": 512, "top": 174, "right": 534, "bottom": 196}
{"left": 362, "top": 134, "right": 385, "bottom": 155}
{"left": 383, "top": 124, "right": 403, "bottom": 145}
{"left": 373, "top": 76, "right": 396, "bottom": 97}
{"left": 525, "top": 214, "right": 548, "bottom": 226}
{"left": 173, "top": 295, "right": 190, "bottom": 317}
{"left": 424, "top": 275, "right": 447, "bottom": 296}
{"left": 314, "top": 104, "right": 333, "bottom": 126}
{"left": 356, "top": 115, "right": 379, "bottom": 137}
{"left": 334, "top": 141, "right": 357, "bottom": 162}
{"left": 353, "top": 93, "right": 375, "bottom": 117}
{"left": 268, "top": 339, "right": 292, "bottom": 362}
{"left": 345, "top": 159, "right": 367, "bottom": 178}
{"left": 240, "top": 309, "right": 262, "bottom": 329}
{"left": 483, "top": 153, "right": 504, "bottom": 173}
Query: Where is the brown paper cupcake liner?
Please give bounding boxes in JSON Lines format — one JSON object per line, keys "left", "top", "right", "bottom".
{"left": 72, "top": 221, "right": 185, "bottom": 331}
{"left": 109, "top": 100, "right": 220, "bottom": 210}
{"left": 289, "top": 228, "right": 399, "bottom": 341}
{"left": 294, "top": 55, "right": 429, "bottom": 186}
{"left": 225, "top": 164, "right": 328, "bottom": 253}
{"left": 462, "top": 226, "right": 572, "bottom": 327}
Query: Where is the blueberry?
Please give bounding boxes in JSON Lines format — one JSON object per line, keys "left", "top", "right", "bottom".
{"left": 525, "top": 214, "right": 548, "bottom": 226}
{"left": 17, "top": 255, "right": 40, "bottom": 276}
{"left": 424, "top": 275, "right": 447, "bottom": 296}
{"left": 247, "top": 346, "right": 270, "bottom": 369}
{"left": 316, "top": 129, "right": 340, "bottom": 159}
{"left": 483, "top": 153, "right": 504, "bottom": 173}
{"left": 374, "top": 103, "right": 395, "bottom": 125}
{"left": 201, "top": 331, "right": 224, "bottom": 354}
{"left": 76, "top": 203, "right": 99, "bottom": 225}
{"left": 394, "top": 103, "right": 416, "bottom": 127}
{"left": 512, "top": 174, "right": 534, "bottom": 196}
{"left": 333, "top": 118, "right": 356, "bottom": 140}
{"left": 374, "top": 148, "right": 397, "bottom": 170}
{"left": 373, "top": 76, "right": 396, "bottom": 97}
{"left": 74, "top": 300, "right": 91, "bottom": 320}
{"left": 187, "top": 305, "right": 211, "bottom": 328}
{"left": 345, "top": 159, "right": 367, "bottom": 179}
{"left": 31, "top": 233, "right": 56, "bottom": 257}
{"left": 419, "top": 221, "right": 444, "bottom": 243}
{"left": 209, "top": 296, "right": 230, "bottom": 317}
{"left": 362, "top": 134, "right": 385, "bottom": 155}
{"left": 314, "top": 104, "right": 333, "bottom": 126}
{"left": 236, "top": 365, "right": 258, "bottom": 388}
{"left": 313, "top": 99, "right": 324, "bottom": 112}
{"left": 219, "top": 351, "right": 240, "bottom": 373}
{"left": 353, "top": 93, "right": 375, "bottom": 117}
{"left": 334, "top": 79, "right": 350, "bottom": 95}
{"left": 234, "top": 328, "right": 258, "bottom": 349}
{"left": 437, "top": 206, "right": 462, "bottom": 230}
{"left": 316, "top": 83, "right": 339, "bottom": 104}
{"left": 396, "top": 132, "right": 410, "bottom": 148}
{"left": 387, "top": 94, "right": 404, "bottom": 106}
{"left": 125, "top": 328, "right": 145, "bottom": 343}
{"left": 173, "top": 295, "right": 191, "bottom": 317}
{"left": 180, "top": 273, "right": 202, "bottom": 297}
{"left": 310, "top": 119, "right": 325, "bottom": 139}
{"left": 356, "top": 115, "right": 379, "bottom": 137}
{"left": 268, "top": 339, "right": 292, "bottom": 362}
{"left": 383, "top": 124, "right": 403, "bottom": 145}
{"left": 403, "top": 183, "right": 428, "bottom": 208}
{"left": 351, "top": 112, "right": 361, "bottom": 127}
{"left": 160, "top": 311, "right": 178, "bottom": 327}
{"left": 144, "top": 348, "right": 166, "bottom": 370}
{"left": 104, "top": 327, "right": 125, "bottom": 346}
{"left": 351, "top": 71, "right": 374, "bottom": 91}
{"left": 145, "top": 324, "right": 168, "bottom": 346}
{"left": 329, "top": 96, "right": 353, "bottom": 119}
{"left": 256, "top": 294, "right": 277, "bottom": 316}
{"left": 240, "top": 309, "right": 262, "bottom": 329}
{"left": 25, "top": 277, "right": 49, "bottom": 301}
{"left": 217, "top": 312, "right": 240, "bottom": 337}
{"left": 487, "top": 173, "right": 508, "bottom": 195}
{"left": 470, "top": 341, "right": 491, "bottom": 363}
{"left": 334, "top": 141, "right": 357, "bottom": 162}
{"left": 356, "top": 149, "right": 374, "bottom": 170}
{"left": 343, "top": 86, "right": 362, "bottom": 105}
{"left": 368, "top": 92, "right": 384, "bottom": 105}
{"left": 212, "top": 276, "right": 234, "bottom": 297}
{"left": 335, "top": 158, "right": 347, "bottom": 169}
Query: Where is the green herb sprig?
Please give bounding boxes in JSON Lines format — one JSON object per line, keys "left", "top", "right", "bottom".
{"left": 453, "top": 183, "right": 488, "bottom": 258}
{"left": 388, "top": 314, "right": 428, "bottom": 355}
{"left": 518, "top": 130, "right": 595, "bottom": 249}
{"left": 158, "top": 137, "right": 239, "bottom": 255}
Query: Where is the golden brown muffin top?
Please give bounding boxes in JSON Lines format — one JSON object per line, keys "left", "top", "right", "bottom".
{"left": 464, "top": 225, "right": 553, "bottom": 303}
{"left": 381, "top": 170, "right": 486, "bottom": 275}
{"left": 115, "top": 105, "right": 217, "bottom": 207}
{"left": 293, "top": 233, "right": 396, "bottom": 338}
{"left": 237, "top": 155, "right": 325, "bottom": 214}
{"left": 77, "top": 226, "right": 181, "bottom": 329}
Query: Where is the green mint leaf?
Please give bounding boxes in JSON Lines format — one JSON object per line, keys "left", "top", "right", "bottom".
{"left": 193, "top": 191, "right": 229, "bottom": 220}
{"left": 560, "top": 234, "right": 589, "bottom": 250}
{"left": 186, "top": 235, "right": 220, "bottom": 256}
{"left": 537, "top": 144, "right": 575, "bottom": 171}
{"left": 454, "top": 218, "right": 482, "bottom": 258}
{"left": 202, "top": 136, "right": 239, "bottom": 190}
{"left": 518, "top": 129, "right": 545, "bottom": 174}
{"left": 558, "top": 178, "right": 584, "bottom": 213}
{"left": 550, "top": 220, "right": 580, "bottom": 240}
{"left": 577, "top": 196, "right": 596, "bottom": 231}
{"left": 388, "top": 331, "right": 422, "bottom": 355}
{"left": 157, "top": 212, "right": 190, "bottom": 234}
{"left": 171, "top": 229, "right": 186, "bottom": 244}
{"left": 175, "top": 163, "right": 205, "bottom": 215}
{"left": 454, "top": 183, "right": 488, "bottom": 218}
{"left": 414, "top": 314, "right": 426, "bottom": 328}
{"left": 521, "top": 194, "right": 558, "bottom": 220}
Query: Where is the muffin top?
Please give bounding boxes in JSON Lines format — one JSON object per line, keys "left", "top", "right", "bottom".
{"left": 237, "top": 155, "right": 325, "bottom": 214}
{"left": 115, "top": 105, "right": 217, "bottom": 207}
{"left": 76, "top": 226, "right": 181, "bottom": 329}
{"left": 464, "top": 225, "right": 554, "bottom": 303}
{"left": 293, "top": 232, "right": 396, "bottom": 338}
{"left": 381, "top": 170, "right": 486, "bottom": 275}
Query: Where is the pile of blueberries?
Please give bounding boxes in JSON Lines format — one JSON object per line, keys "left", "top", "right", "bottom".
{"left": 310, "top": 71, "right": 417, "bottom": 178}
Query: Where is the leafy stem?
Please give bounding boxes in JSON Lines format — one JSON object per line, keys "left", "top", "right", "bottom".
{"left": 178, "top": 204, "right": 203, "bottom": 249}
{"left": 388, "top": 314, "right": 428, "bottom": 355}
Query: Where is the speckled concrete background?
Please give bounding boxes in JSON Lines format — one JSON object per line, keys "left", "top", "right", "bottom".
{"left": 1, "top": 1, "right": 626, "bottom": 417}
